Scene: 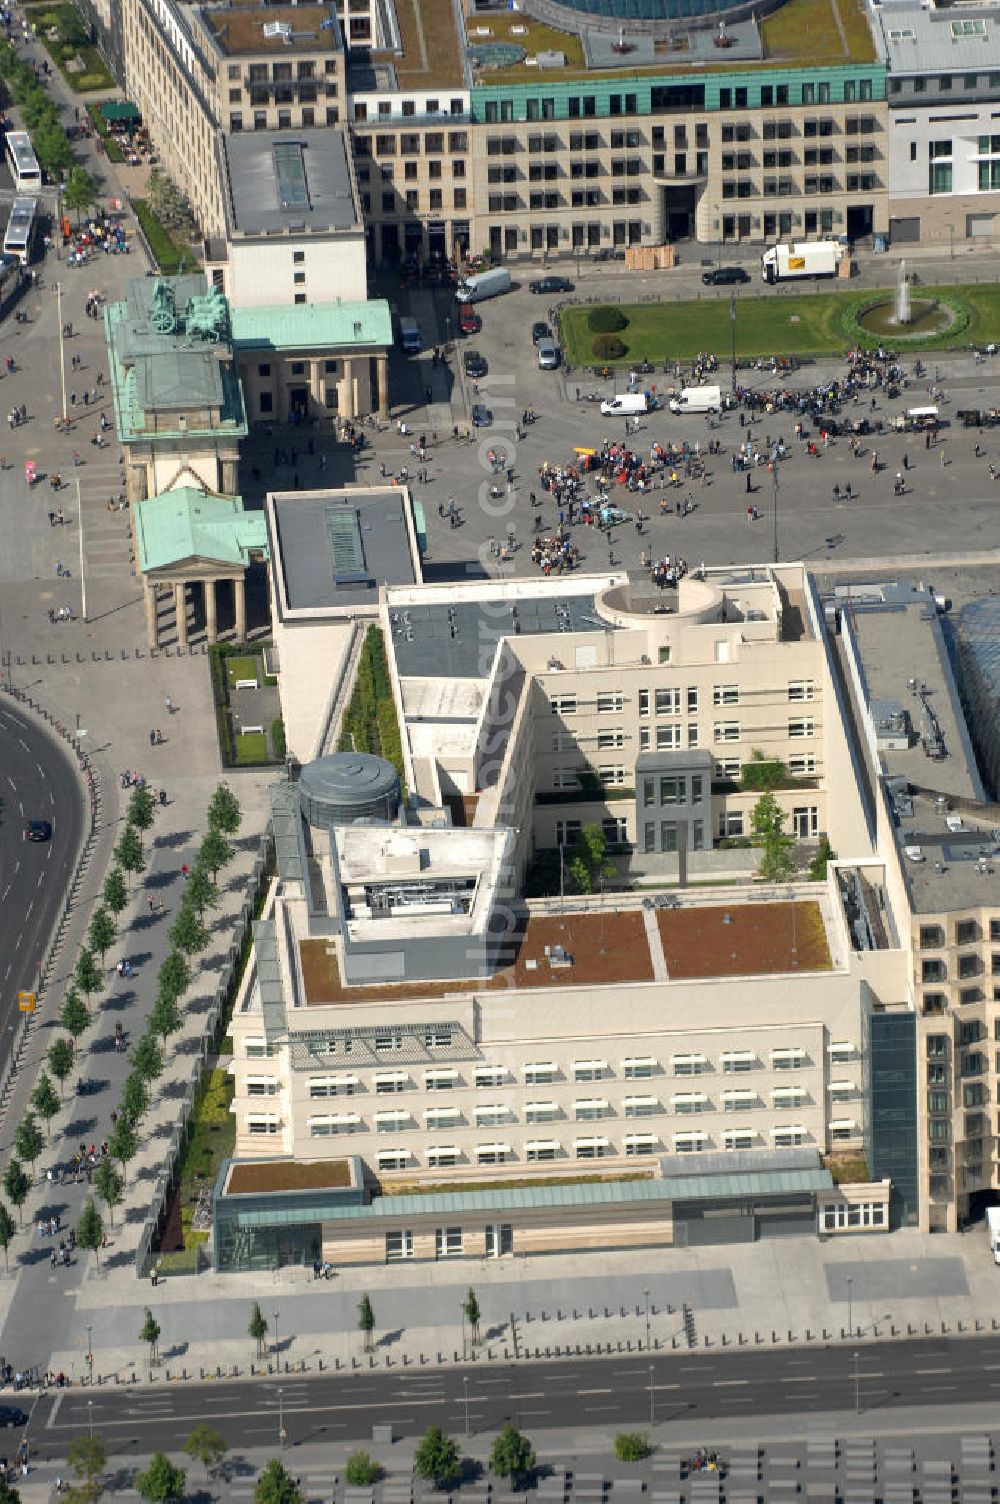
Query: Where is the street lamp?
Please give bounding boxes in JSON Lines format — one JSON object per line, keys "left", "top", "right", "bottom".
{"left": 55, "top": 282, "right": 68, "bottom": 426}
{"left": 853, "top": 1350, "right": 861, "bottom": 1414}
{"left": 846, "top": 1275, "right": 853, "bottom": 1339}
{"left": 273, "top": 1309, "right": 280, "bottom": 1365}
{"left": 643, "top": 1289, "right": 650, "bottom": 1350}
{"left": 771, "top": 461, "right": 780, "bottom": 564}
{"left": 648, "top": 1363, "right": 655, "bottom": 1428}
{"left": 87, "top": 1399, "right": 93, "bottom": 1439}
{"left": 76, "top": 477, "right": 87, "bottom": 623}
{"left": 463, "top": 1374, "right": 470, "bottom": 1439}
{"left": 86, "top": 1323, "right": 93, "bottom": 1381}
{"left": 730, "top": 289, "right": 738, "bottom": 395}
{"left": 461, "top": 1299, "right": 467, "bottom": 1359}
{"left": 278, "top": 1386, "right": 285, "bottom": 1451}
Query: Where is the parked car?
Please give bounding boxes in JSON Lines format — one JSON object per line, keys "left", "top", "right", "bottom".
{"left": 0, "top": 1408, "right": 27, "bottom": 1428}
{"left": 25, "top": 819, "right": 52, "bottom": 842}
{"left": 537, "top": 338, "right": 560, "bottom": 370}
{"left": 701, "top": 265, "right": 750, "bottom": 286}
{"left": 472, "top": 404, "right": 493, "bottom": 427}
{"left": 463, "top": 348, "right": 488, "bottom": 379}
{"left": 458, "top": 302, "right": 481, "bottom": 335}
{"left": 532, "top": 321, "right": 551, "bottom": 345}
{"left": 529, "top": 276, "right": 573, "bottom": 295}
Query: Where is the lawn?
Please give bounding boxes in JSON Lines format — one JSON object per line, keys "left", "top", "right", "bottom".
{"left": 225, "top": 654, "right": 260, "bottom": 687}
{"left": 235, "top": 731, "right": 268, "bottom": 764}
{"left": 132, "top": 198, "right": 194, "bottom": 276}
{"left": 761, "top": 0, "right": 875, "bottom": 64}
{"left": 154, "top": 1068, "right": 234, "bottom": 1274}
{"left": 560, "top": 283, "right": 1000, "bottom": 365}
{"left": 31, "top": 3, "right": 114, "bottom": 90}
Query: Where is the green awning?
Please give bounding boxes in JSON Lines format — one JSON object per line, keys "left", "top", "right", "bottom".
{"left": 100, "top": 101, "right": 140, "bottom": 123}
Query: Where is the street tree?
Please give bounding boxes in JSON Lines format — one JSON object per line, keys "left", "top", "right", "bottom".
{"left": 184, "top": 864, "right": 218, "bottom": 917}
{"left": 0, "top": 1472, "right": 21, "bottom": 1504}
{"left": 131, "top": 1034, "right": 164, "bottom": 1082}
{"left": 109, "top": 1115, "right": 139, "bottom": 1182}
{"left": 135, "top": 1452, "right": 185, "bottom": 1504}
{"left": 63, "top": 165, "right": 95, "bottom": 222}
{"left": 413, "top": 1427, "right": 461, "bottom": 1489}
{"left": 102, "top": 868, "right": 128, "bottom": 918}
{"left": 93, "top": 1159, "right": 123, "bottom": 1226}
{"left": 199, "top": 827, "right": 233, "bottom": 882}
{"left": 182, "top": 1426, "right": 228, "bottom": 1480}
{"left": 490, "top": 1424, "right": 536, "bottom": 1484}
{"left": 169, "top": 905, "right": 209, "bottom": 957}
{"left": 150, "top": 991, "right": 181, "bottom": 1046}
{"left": 254, "top": 1459, "right": 301, "bottom": 1504}
{"left": 0, "top": 1202, "right": 16, "bottom": 1272}
{"left": 115, "top": 823, "right": 146, "bottom": 883}
{"left": 207, "top": 784, "right": 241, "bottom": 836}
{"left": 67, "top": 1435, "right": 106, "bottom": 1491}
{"left": 140, "top": 1307, "right": 161, "bottom": 1369}
{"left": 13, "top": 1114, "right": 42, "bottom": 1172}
{"left": 357, "top": 1293, "right": 375, "bottom": 1353}
{"left": 74, "top": 947, "right": 102, "bottom": 1002}
{"left": 76, "top": 1199, "right": 104, "bottom": 1268}
{"left": 30, "top": 1073, "right": 60, "bottom": 1139}
{"left": 249, "top": 1301, "right": 268, "bottom": 1359}
{"left": 48, "top": 1036, "right": 74, "bottom": 1097}
{"left": 2, "top": 1161, "right": 29, "bottom": 1228}
{"left": 463, "top": 1287, "right": 481, "bottom": 1347}
{"left": 121, "top": 1071, "right": 150, "bottom": 1126}
{"left": 60, "top": 988, "right": 90, "bottom": 1040}
{"left": 344, "top": 1454, "right": 381, "bottom": 1487}
{"left": 157, "top": 951, "right": 191, "bottom": 1004}
{"left": 127, "top": 785, "right": 156, "bottom": 838}
{"left": 87, "top": 907, "right": 116, "bottom": 967}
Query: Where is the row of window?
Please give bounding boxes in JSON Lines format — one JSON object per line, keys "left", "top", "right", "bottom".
{"left": 479, "top": 82, "right": 876, "bottom": 125}
{"left": 246, "top": 1043, "right": 854, "bottom": 1076}
{"left": 552, "top": 683, "right": 814, "bottom": 716}
{"left": 921, "top": 919, "right": 1000, "bottom": 948}
{"left": 819, "top": 1202, "right": 887, "bottom": 1231}
{"left": 921, "top": 954, "right": 1000, "bottom": 981}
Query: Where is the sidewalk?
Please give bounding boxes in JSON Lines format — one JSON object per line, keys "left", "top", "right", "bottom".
{"left": 31, "top": 1222, "right": 1000, "bottom": 1385}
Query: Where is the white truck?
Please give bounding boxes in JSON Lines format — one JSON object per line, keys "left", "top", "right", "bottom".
{"left": 455, "top": 267, "right": 512, "bottom": 303}
{"left": 761, "top": 240, "right": 841, "bottom": 284}
{"left": 988, "top": 1206, "right": 1000, "bottom": 1264}
{"left": 669, "top": 384, "right": 722, "bottom": 415}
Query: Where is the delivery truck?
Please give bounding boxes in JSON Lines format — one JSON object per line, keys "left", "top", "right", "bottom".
{"left": 761, "top": 240, "right": 841, "bottom": 284}
{"left": 669, "top": 384, "right": 722, "bottom": 415}
{"left": 455, "top": 267, "right": 512, "bottom": 303}
{"left": 988, "top": 1206, "right": 1000, "bottom": 1264}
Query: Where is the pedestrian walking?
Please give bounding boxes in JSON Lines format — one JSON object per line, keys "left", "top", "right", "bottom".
{"left": 147, "top": 896, "right": 154, "bottom": 914}
{"left": 165, "top": 696, "right": 174, "bottom": 714}
{"left": 180, "top": 864, "right": 189, "bottom": 881}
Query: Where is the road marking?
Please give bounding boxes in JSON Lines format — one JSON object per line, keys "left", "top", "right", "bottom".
{"left": 781, "top": 1375, "right": 818, "bottom": 1383}
{"left": 915, "top": 1367, "right": 951, "bottom": 1374}
{"left": 17, "top": 738, "right": 28, "bottom": 752}
{"left": 579, "top": 1388, "right": 613, "bottom": 1396}
{"left": 714, "top": 1379, "right": 749, "bottom": 1388}
{"left": 24, "top": 901, "right": 32, "bottom": 919}
{"left": 919, "top": 1384, "right": 957, "bottom": 1392}
{"left": 46, "top": 1394, "right": 64, "bottom": 1429}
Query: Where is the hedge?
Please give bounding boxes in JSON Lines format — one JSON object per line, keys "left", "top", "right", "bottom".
{"left": 132, "top": 197, "right": 191, "bottom": 275}
{"left": 588, "top": 307, "right": 628, "bottom": 334}
{"left": 593, "top": 333, "right": 627, "bottom": 361}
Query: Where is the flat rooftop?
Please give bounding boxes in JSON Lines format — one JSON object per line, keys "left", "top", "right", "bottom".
{"left": 657, "top": 900, "right": 832, "bottom": 979}
{"left": 875, "top": 2, "right": 1000, "bottom": 73}
{"left": 299, "top": 908, "right": 654, "bottom": 1004}
{"left": 222, "top": 129, "right": 358, "bottom": 238}
{"left": 270, "top": 488, "right": 418, "bottom": 613}
{"left": 226, "top": 1158, "right": 353, "bottom": 1195}
{"left": 390, "top": 593, "right": 611, "bottom": 679}
{"left": 200, "top": 4, "right": 341, "bottom": 55}
{"left": 390, "top": 0, "right": 465, "bottom": 87}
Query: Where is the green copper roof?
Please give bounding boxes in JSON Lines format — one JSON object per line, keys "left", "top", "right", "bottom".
{"left": 135, "top": 487, "right": 269, "bottom": 573}
{"left": 231, "top": 299, "right": 392, "bottom": 353}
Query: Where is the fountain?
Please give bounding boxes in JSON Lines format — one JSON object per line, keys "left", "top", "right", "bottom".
{"left": 857, "top": 257, "right": 953, "bottom": 340}
{"left": 896, "top": 259, "right": 911, "bottom": 326}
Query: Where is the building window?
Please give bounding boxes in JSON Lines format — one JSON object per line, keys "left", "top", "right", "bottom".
{"left": 788, "top": 719, "right": 815, "bottom": 738}
{"left": 247, "top": 1116, "right": 278, "bottom": 1135}
{"left": 524, "top": 1063, "right": 556, "bottom": 1085}
{"left": 721, "top": 1052, "right": 755, "bottom": 1073}
{"left": 713, "top": 685, "right": 739, "bottom": 706}
{"left": 597, "top": 691, "right": 625, "bottom": 713}
{"left": 386, "top": 1229, "right": 414, "bottom": 1260}
{"left": 788, "top": 680, "right": 814, "bottom": 701}
{"left": 714, "top": 722, "right": 740, "bottom": 742}
{"left": 435, "top": 1227, "right": 463, "bottom": 1258}
{"left": 526, "top": 1140, "right": 559, "bottom": 1162}
{"left": 656, "top": 725, "right": 682, "bottom": 750}
{"left": 673, "top": 1054, "right": 708, "bottom": 1076}
{"left": 623, "top": 1057, "right": 655, "bottom": 1080}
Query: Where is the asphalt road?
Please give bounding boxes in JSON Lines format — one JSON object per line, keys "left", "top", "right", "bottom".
{"left": 0, "top": 700, "right": 83, "bottom": 1041}
{"left": 22, "top": 1335, "right": 1000, "bottom": 1457}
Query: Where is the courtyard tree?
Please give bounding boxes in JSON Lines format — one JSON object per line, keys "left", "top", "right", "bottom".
{"left": 344, "top": 1454, "right": 381, "bottom": 1487}
{"left": 568, "top": 823, "right": 613, "bottom": 895}
{"left": 207, "top": 783, "right": 241, "bottom": 836}
{"left": 0, "top": 1202, "right": 16, "bottom": 1271}
{"left": 30, "top": 1072, "right": 60, "bottom": 1139}
{"left": 48, "top": 1035, "right": 75, "bottom": 1097}
{"left": 76, "top": 1198, "right": 105, "bottom": 1269}
{"left": 102, "top": 868, "right": 128, "bottom": 918}
{"left": 115, "top": 822, "right": 146, "bottom": 883}
{"left": 93, "top": 1159, "right": 124, "bottom": 1226}
{"left": 60, "top": 988, "right": 90, "bottom": 1040}
{"left": 199, "top": 827, "right": 233, "bottom": 883}
{"left": 752, "top": 791, "right": 796, "bottom": 883}
{"left": 249, "top": 1301, "right": 268, "bottom": 1360}
{"left": 67, "top": 1434, "right": 106, "bottom": 1499}
{"left": 2, "top": 1161, "right": 29, "bottom": 1228}
{"left": 87, "top": 906, "right": 116, "bottom": 968}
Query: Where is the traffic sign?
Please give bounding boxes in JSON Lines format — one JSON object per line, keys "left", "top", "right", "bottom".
{"left": 17, "top": 991, "right": 35, "bottom": 1012}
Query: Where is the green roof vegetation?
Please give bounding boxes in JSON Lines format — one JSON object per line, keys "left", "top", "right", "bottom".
{"left": 762, "top": 0, "right": 875, "bottom": 64}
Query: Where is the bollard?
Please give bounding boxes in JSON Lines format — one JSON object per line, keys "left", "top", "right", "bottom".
{"left": 627, "top": 1339, "right": 633, "bottom": 1352}
{"left": 504, "top": 1349, "right": 510, "bottom": 1360}
{"left": 216, "top": 1366, "right": 221, "bottom": 1378}
{"left": 773, "top": 1331, "right": 778, "bottom": 1343}
{"left": 976, "top": 1319, "right": 984, "bottom": 1333}
{"left": 621, "top": 1306, "right": 627, "bottom": 1319}
{"left": 589, "top": 1308, "right": 596, "bottom": 1320}
{"left": 402, "top": 1354, "right": 409, "bottom": 1366}
{"left": 318, "top": 1358, "right": 324, "bottom": 1372}
{"left": 586, "top": 1343, "right": 592, "bottom": 1355}
{"left": 438, "top": 1352, "right": 443, "bottom": 1364}
{"left": 788, "top": 1330, "right": 793, "bottom": 1342}
{"left": 605, "top": 1307, "right": 611, "bottom": 1319}
{"left": 722, "top": 1334, "right": 728, "bottom": 1347}
{"left": 352, "top": 1357, "right": 358, "bottom": 1369}
{"left": 558, "top": 1310, "right": 563, "bottom": 1321}
{"left": 672, "top": 1336, "right": 679, "bottom": 1350}
{"left": 526, "top": 1311, "right": 532, "bottom": 1323}
{"left": 542, "top": 1310, "right": 547, "bottom": 1322}
{"left": 739, "top": 1333, "right": 746, "bottom": 1346}
{"left": 545, "top": 1346, "right": 550, "bottom": 1358}
{"left": 805, "top": 1329, "right": 812, "bottom": 1342}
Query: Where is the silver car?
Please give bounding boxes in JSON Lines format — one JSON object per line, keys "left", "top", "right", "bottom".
{"left": 537, "top": 337, "right": 560, "bottom": 370}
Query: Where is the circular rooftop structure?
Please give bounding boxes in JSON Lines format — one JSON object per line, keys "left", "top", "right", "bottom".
{"left": 298, "top": 751, "right": 401, "bottom": 827}
{"left": 467, "top": 41, "right": 527, "bottom": 67}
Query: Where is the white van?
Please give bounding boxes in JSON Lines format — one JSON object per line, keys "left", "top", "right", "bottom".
{"left": 600, "top": 393, "right": 650, "bottom": 417}
{"left": 669, "top": 384, "right": 722, "bottom": 415}
{"left": 398, "top": 316, "right": 421, "bottom": 353}
{"left": 455, "top": 267, "right": 512, "bottom": 304}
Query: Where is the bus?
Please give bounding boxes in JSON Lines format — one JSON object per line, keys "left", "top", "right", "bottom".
{"left": 4, "top": 131, "right": 41, "bottom": 192}
{"left": 3, "top": 198, "right": 38, "bottom": 266}
{"left": 0, "top": 256, "right": 26, "bottom": 322}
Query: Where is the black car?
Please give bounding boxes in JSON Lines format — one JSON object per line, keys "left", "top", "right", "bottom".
{"left": 463, "top": 349, "right": 488, "bottom": 379}
{"left": 529, "top": 276, "right": 574, "bottom": 295}
{"left": 0, "top": 1408, "right": 27, "bottom": 1428}
{"left": 702, "top": 266, "right": 751, "bottom": 287}
{"left": 25, "top": 819, "right": 52, "bottom": 842}
{"left": 531, "top": 321, "right": 552, "bottom": 345}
